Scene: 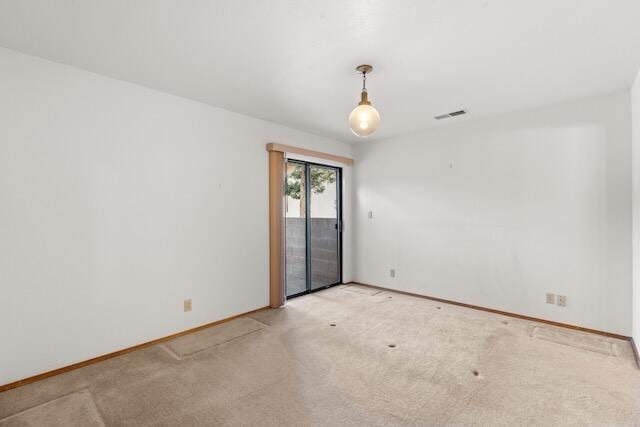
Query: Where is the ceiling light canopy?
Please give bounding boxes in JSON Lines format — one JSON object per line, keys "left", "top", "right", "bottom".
{"left": 349, "top": 64, "right": 380, "bottom": 138}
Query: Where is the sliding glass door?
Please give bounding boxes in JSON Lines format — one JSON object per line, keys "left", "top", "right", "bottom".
{"left": 285, "top": 160, "right": 342, "bottom": 298}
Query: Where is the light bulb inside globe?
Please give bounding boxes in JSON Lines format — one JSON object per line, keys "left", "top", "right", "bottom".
{"left": 349, "top": 103, "right": 380, "bottom": 137}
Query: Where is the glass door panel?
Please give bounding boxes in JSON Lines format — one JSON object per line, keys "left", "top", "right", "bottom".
{"left": 309, "top": 165, "right": 340, "bottom": 290}
{"left": 285, "top": 162, "right": 307, "bottom": 297}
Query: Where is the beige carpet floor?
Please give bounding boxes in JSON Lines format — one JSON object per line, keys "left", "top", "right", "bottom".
{"left": 1, "top": 284, "right": 639, "bottom": 426}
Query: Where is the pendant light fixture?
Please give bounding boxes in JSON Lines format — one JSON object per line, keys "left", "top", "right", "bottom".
{"left": 349, "top": 64, "right": 380, "bottom": 137}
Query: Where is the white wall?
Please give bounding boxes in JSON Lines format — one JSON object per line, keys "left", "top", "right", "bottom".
{"left": 353, "top": 92, "right": 631, "bottom": 335}
{"left": 632, "top": 70, "right": 640, "bottom": 347}
{"left": 0, "top": 47, "right": 352, "bottom": 385}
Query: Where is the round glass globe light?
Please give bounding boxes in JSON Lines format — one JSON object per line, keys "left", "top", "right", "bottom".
{"left": 349, "top": 104, "right": 380, "bottom": 137}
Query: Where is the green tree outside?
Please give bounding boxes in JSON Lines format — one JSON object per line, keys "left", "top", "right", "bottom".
{"left": 285, "top": 165, "right": 336, "bottom": 216}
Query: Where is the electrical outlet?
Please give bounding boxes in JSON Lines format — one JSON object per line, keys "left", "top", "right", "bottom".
{"left": 368, "top": 211, "right": 373, "bottom": 219}
{"left": 545, "top": 293, "right": 555, "bottom": 304}
{"left": 390, "top": 268, "right": 396, "bottom": 278}
{"left": 557, "top": 295, "right": 567, "bottom": 307}
{"left": 184, "top": 299, "right": 192, "bottom": 312}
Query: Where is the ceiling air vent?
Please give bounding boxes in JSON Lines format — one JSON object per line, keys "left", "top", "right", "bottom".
{"left": 434, "top": 109, "right": 467, "bottom": 120}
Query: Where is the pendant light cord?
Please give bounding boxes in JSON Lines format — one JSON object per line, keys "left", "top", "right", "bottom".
{"left": 362, "top": 71, "right": 367, "bottom": 92}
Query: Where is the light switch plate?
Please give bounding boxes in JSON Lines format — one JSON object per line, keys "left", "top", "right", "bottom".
{"left": 184, "top": 299, "right": 192, "bottom": 312}
{"left": 545, "top": 293, "right": 555, "bottom": 304}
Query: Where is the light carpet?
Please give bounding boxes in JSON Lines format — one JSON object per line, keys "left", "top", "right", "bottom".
{"left": 1, "top": 284, "right": 639, "bottom": 426}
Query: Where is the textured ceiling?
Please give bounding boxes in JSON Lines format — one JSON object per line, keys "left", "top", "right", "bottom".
{"left": 1, "top": 0, "right": 640, "bottom": 142}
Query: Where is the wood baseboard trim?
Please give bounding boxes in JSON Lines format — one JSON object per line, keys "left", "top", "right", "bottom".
{"left": 0, "top": 306, "right": 269, "bottom": 394}
{"left": 346, "top": 281, "right": 630, "bottom": 341}
{"left": 631, "top": 337, "right": 640, "bottom": 369}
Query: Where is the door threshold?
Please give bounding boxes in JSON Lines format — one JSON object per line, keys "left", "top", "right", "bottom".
{"left": 286, "top": 282, "right": 342, "bottom": 300}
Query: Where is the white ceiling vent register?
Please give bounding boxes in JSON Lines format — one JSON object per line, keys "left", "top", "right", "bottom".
{"left": 434, "top": 110, "right": 467, "bottom": 120}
